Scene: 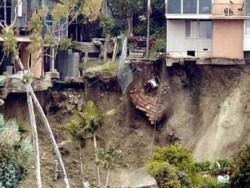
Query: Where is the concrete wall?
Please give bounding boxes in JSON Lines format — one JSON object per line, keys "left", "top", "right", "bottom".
{"left": 213, "top": 20, "right": 244, "bottom": 59}
{"left": 212, "top": 0, "right": 244, "bottom": 16}
{"left": 213, "top": 0, "right": 243, "bottom": 4}
{"left": 167, "top": 20, "right": 213, "bottom": 58}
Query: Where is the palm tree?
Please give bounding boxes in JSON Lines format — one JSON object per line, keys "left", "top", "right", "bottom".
{"left": 66, "top": 119, "right": 87, "bottom": 187}
{"left": 82, "top": 101, "right": 102, "bottom": 186}
{"left": 67, "top": 100, "right": 102, "bottom": 186}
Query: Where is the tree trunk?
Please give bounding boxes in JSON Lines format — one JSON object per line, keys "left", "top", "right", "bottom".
{"left": 93, "top": 133, "right": 101, "bottom": 187}
{"left": 104, "top": 168, "right": 111, "bottom": 188}
{"left": 102, "top": 0, "right": 108, "bottom": 15}
{"left": 51, "top": 47, "right": 55, "bottom": 72}
{"left": 111, "top": 37, "right": 118, "bottom": 63}
{"left": 103, "top": 34, "right": 110, "bottom": 63}
{"left": 30, "top": 89, "right": 70, "bottom": 188}
{"left": 146, "top": 6, "right": 150, "bottom": 58}
{"left": 26, "top": 84, "right": 42, "bottom": 188}
{"left": 128, "top": 17, "right": 133, "bottom": 37}
{"left": 79, "top": 148, "right": 85, "bottom": 187}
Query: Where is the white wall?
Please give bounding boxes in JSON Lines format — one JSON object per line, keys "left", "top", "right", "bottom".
{"left": 167, "top": 20, "right": 213, "bottom": 58}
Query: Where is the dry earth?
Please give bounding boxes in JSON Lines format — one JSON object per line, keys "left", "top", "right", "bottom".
{"left": 1, "top": 63, "right": 250, "bottom": 187}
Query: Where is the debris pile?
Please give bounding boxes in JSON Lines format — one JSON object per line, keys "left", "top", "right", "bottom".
{"left": 130, "top": 89, "right": 160, "bottom": 125}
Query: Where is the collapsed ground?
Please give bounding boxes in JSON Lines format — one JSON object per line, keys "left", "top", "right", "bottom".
{"left": 1, "top": 62, "right": 250, "bottom": 187}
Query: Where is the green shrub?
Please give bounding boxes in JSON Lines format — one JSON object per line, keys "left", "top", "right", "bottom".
{"left": 194, "top": 159, "right": 232, "bottom": 173}
{"left": 146, "top": 144, "right": 226, "bottom": 188}
{"left": 200, "top": 175, "right": 222, "bottom": 188}
{"left": 149, "top": 144, "right": 195, "bottom": 173}
{"left": 147, "top": 144, "right": 197, "bottom": 187}
{"left": 0, "top": 115, "right": 32, "bottom": 188}
{"left": 147, "top": 161, "right": 182, "bottom": 188}
{"left": 155, "top": 38, "right": 166, "bottom": 53}
{"left": 230, "top": 145, "right": 250, "bottom": 188}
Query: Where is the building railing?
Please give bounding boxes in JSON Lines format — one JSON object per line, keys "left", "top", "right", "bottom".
{"left": 212, "top": 3, "right": 244, "bottom": 16}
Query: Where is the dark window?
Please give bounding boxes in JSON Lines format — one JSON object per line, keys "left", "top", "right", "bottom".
{"left": 0, "top": 0, "right": 12, "bottom": 25}
{"left": 46, "top": 14, "right": 53, "bottom": 26}
{"left": 187, "top": 51, "right": 195, "bottom": 57}
{"left": 199, "top": 0, "right": 211, "bottom": 14}
{"left": 167, "top": 0, "right": 181, "bottom": 13}
{"left": 183, "top": 0, "right": 197, "bottom": 14}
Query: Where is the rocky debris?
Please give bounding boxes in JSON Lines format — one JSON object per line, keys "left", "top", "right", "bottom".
{"left": 51, "top": 91, "right": 85, "bottom": 113}
{"left": 109, "top": 168, "right": 157, "bottom": 188}
{"left": 129, "top": 89, "right": 160, "bottom": 125}
{"left": 64, "top": 77, "right": 85, "bottom": 84}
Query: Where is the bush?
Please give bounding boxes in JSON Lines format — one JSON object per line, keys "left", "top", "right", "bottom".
{"left": 0, "top": 115, "right": 32, "bottom": 188}
{"left": 201, "top": 175, "right": 222, "bottom": 188}
{"left": 147, "top": 161, "right": 182, "bottom": 188}
{"left": 147, "top": 144, "right": 224, "bottom": 188}
{"left": 230, "top": 145, "right": 250, "bottom": 188}
{"left": 149, "top": 144, "right": 195, "bottom": 173}
{"left": 194, "top": 158, "right": 232, "bottom": 173}
{"left": 147, "top": 144, "right": 197, "bottom": 187}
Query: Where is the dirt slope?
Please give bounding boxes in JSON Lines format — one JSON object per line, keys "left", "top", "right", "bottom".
{"left": 1, "top": 63, "right": 250, "bottom": 187}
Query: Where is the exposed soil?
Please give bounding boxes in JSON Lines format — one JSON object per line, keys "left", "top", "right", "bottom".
{"left": 1, "top": 62, "right": 250, "bottom": 187}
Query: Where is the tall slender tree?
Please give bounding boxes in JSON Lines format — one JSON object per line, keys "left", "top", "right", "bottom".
{"left": 0, "top": 0, "right": 102, "bottom": 187}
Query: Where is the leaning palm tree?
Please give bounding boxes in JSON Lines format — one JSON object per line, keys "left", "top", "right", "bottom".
{"left": 82, "top": 101, "right": 102, "bottom": 187}
{"left": 67, "top": 100, "right": 102, "bottom": 186}
{"left": 65, "top": 119, "right": 87, "bottom": 187}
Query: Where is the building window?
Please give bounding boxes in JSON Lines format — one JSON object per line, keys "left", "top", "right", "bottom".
{"left": 186, "top": 21, "right": 212, "bottom": 39}
{"left": 200, "top": 21, "right": 212, "bottom": 38}
{"left": 183, "top": 0, "right": 197, "bottom": 14}
{"left": 245, "top": 20, "right": 250, "bottom": 35}
{"left": 0, "top": 0, "right": 12, "bottom": 25}
{"left": 246, "top": 0, "right": 250, "bottom": 14}
{"left": 46, "top": 14, "right": 53, "bottom": 27}
{"left": 199, "top": 0, "right": 211, "bottom": 14}
{"left": 167, "top": 0, "right": 181, "bottom": 13}
{"left": 186, "top": 21, "right": 199, "bottom": 38}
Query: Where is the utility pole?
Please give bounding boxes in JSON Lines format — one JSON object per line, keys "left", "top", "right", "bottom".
{"left": 146, "top": 0, "right": 151, "bottom": 58}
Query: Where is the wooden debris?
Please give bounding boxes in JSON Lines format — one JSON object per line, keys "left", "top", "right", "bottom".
{"left": 130, "top": 89, "right": 160, "bottom": 125}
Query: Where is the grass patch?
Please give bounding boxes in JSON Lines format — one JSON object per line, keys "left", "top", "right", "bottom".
{"left": 99, "top": 62, "right": 119, "bottom": 75}
{"left": 83, "top": 61, "right": 105, "bottom": 70}
{"left": 84, "top": 61, "right": 119, "bottom": 76}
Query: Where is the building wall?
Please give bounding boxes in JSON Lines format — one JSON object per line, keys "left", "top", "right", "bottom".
{"left": 213, "top": 20, "right": 244, "bottom": 59}
{"left": 212, "top": 0, "right": 244, "bottom": 16}
{"left": 213, "top": 0, "right": 243, "bottom": 4}
{"left": 167, "top": 20, "right": 213, "bottom": 58}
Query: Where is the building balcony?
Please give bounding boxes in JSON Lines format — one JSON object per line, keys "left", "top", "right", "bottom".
{"left": 212, "top": 3, "right": 250, "bottom": 19}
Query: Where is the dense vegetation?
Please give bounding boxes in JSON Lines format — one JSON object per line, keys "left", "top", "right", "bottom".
{"left": 146, "top": 144, "right": 222, "bottom": 187}
{"left": 231, "top": 145, "right": 250, "bottom": 188}
{"left": 0, "top": 115, "right": 32, "bottom": 188}
{"left": 147, "top": 144, "right": 250, "bottom": 188}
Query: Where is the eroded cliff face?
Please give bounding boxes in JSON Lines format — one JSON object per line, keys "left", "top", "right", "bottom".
{"left": 164, "top": 64, "right": 250, "bottom": 161}
{"left": 1, "top": 63, "right": 250, "bottom": 187}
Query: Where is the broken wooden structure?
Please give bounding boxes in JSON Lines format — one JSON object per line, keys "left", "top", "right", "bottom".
{"left": 130, "top": 89, "right": 160, "bottom": 125}
{"left": 128, "top": 36, "right": 154, "bottom": 59}
{"left": 74, "top": 38, "right": 117, "bottom": 64}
